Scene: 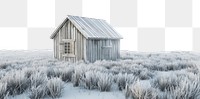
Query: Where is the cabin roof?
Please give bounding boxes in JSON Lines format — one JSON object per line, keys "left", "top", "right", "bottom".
{"left": 50, "top": 15, "right": 123, "bottom": 39}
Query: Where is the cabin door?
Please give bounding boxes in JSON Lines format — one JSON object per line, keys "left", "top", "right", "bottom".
{"left": 62, "top": 39, "right": 75, "bottom": 62}
{"left": 102, "top": 40, "right": 112, "bottom": 60}
{"left": 103, "top": 48, "right": 110, "bottom": 60}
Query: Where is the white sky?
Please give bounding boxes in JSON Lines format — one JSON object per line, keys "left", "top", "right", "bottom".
{"left": 0, "top": 0, "right": 198, "bottom": 51}
{"left": 0, "top": 28, "right": 27, "bottom": 50}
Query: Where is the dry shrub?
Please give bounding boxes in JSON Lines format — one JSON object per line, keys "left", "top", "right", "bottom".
{"left": 125, "top": 80, "right": 158, "bottom": 99}
{"left": 29, "top": 72, "right": 48, "bottom": 88}
{"left": 80, "top": 71, "right": 99, "bottom": 90}
{"left": 117, "top": 73, "right": 138, "bottom": 91}
{"left": 97, "top": 72, "right": 113, "bottom": 92}
{"left": 60, "top": 67, "right": 74, "bottom": 82}
{"left": 46, "top": 77, "right": 64, "bottom": 98}
{"left": 1, "top": 70, "right": 29, "bottom": 95}
{"left": 72, "top": 68, "right": 85, "bottom": 87}
{"left": 29, "top": 84, "right": 47, "bottom": 99}
{"left": 151, "top": 75, "right": 179, "bottom": 92}
{"left": 0, "top": 82, "right": 8, "bottom": 99}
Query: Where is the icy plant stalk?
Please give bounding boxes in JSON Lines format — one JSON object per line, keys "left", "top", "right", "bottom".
{"left": 47, "top": 77, "right": 64, "bottom": 98}
{"left": 1, "top": 70, "right": 29, "bottom": 95}
{"left": 97, "top": 72, "right": 113, "bottom": 92}
{"left": 80, "top": 71, "right": 98, "bottom": 90}
{"left": 72, "top": 68, "right": 85, "bottom": 87}
{"left": 0, "top": 82, "right": 8, "bottom": 99}
{"left": 117, "top": 73, "right": 138, "bottom": 91}
{"left": 125, "top": 80, "right": 158, "bottom": 99}
{"left": 29, "top": 84, "right": 47, "bottom": 99}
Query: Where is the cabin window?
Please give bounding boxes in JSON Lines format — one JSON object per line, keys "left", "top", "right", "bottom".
{"left": 64, "top": 42, "right": 71, "bottom": 54}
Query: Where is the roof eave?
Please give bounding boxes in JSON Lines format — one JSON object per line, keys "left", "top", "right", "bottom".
{"left": 50, "top": 18, "right": 69, "bottom": 39}
{"left": 88, "top": 37, "right": 123, "bottom": 40}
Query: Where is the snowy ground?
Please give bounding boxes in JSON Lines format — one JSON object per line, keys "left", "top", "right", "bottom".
{"left": 9, "top": 83, "right": 124, "bottom": 99}
{"left": 1, "top": 50, "right": 200, "bottom": 99}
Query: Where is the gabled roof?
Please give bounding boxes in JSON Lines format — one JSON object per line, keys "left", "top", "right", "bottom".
{"left": 50, "top": 15, "right": 123, "bottom": 39}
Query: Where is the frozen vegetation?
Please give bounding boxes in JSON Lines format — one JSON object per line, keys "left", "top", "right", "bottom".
{"left": 1, "top": 50, "right": 200, "bottom": 99}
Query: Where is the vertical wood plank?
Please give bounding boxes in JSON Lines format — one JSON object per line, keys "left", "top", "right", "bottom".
{"left": 115, "top": 40, "right": 117, "bottom": 60}
{"left": 77, "top": 31, "right": 79, "bottom": 61}
{"left": 80, "top": 33, "right": 83, "bottom": 60}
{"left": 68, "top": 22, "right": 70, "bottom": 39}
{"left": 83, "top": 38, "right": 87, "bottom": 62}
{"left": 86, "top": 40, "right": 88, "bottom": 62}
{"left": 70, "top": 22, "right": 73, "bottom": 39}
{"left": 61, "top": 26, "right": 66, "bottom": 60}
{"left": 99, "top": 40, "right": 101, "bottom": 60}
{"left": 90, "top": 40, "right": 92, "bottom": 62}
{"left": 73, "top": 26, "right": 76, "bottom": 62}
{"left": 108, "top": 40, "right": 110, "bottom": 59}
{"left": 78, "top": 32, "right": 81, "bottom": 60}
{"left": 80, "top": 33, "right": 82, "bottom": 60}
{"left": 65, "top": 22, "right": 68, "bottom": 39}
{"left": 102, "top": 40, "right": 104, "bottom": 60}
{"left": 95, "top": 40, "right": 98, "bottom": 61}
{"left": 55, "top": 35, "right": 57, "bottom": 59}
{"left": 101, "top": 40, "right": 103, "bottom": 60}
{"left": 53, "top": 38, "right": 55, "bottom": 58}
{"left": 115, "top": 40, "right": 118, "bottom": 59}
{"left": 93, "top": 40, "right": 95, "bottom": 62}
{"left": 88, "top": 40, "right": 91, "bottom": 62}
{"left": 71, "top": 42, "right": 74, "bottom": 55}
{"left": 82, "top": 36, "right": 84, "bottom": 60}
{"left": 111, "top": 40, "right": 113, "bottom": 60}
{"left": 100, "top": 40, "right": 102, "bottom": 60}
{"left": 58, "top": 30, "right": 60, "bottom": 60}
{"left": 97, "top": 40, "right": 99, "bottom": 60}
{"left": 118, "top": 40, "right": 120, "bottom": 59}
{"left": 74, "top": 29, "right": 77, "bottom": 62}
{"left": 104, "top": 40, "right": 107, "bottom": 60}
{"left": 63, "top": 24, "right": 66, "bottom": 39}
{"left": 92, "top": 40, "right": 94, "bottom": 62}
{"left": 87, "top": 40, "right": 89, "bottom": 62}
{"left": 94, "top": 40, "right": 96, "bottom": 62}
{"left": 56, "top": 34, "right": 59, "bottom": 59}
{"left": 114, "top": 40, "right": 116, "bottom": 60}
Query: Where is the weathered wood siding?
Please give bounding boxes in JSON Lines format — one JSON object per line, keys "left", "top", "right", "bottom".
{"left": 54, "top": 33, "right": 59, "bottom": 59}
{"left": 53, "top": 19, "right": 120, "bottom": 63}
{"left": 86, "top": 39, "right": 120, "bottom": 62}
{"left": 53, "top": 20, "right": 85, "bottom": 62}
{"left": 76, "top": 30, "right": 85, "bottom": 61}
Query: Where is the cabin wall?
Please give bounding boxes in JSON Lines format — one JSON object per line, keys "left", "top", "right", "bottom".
{"left": 54, "top": 33, "right": 59, "bottom": 59}
{"left": 86, "top": 39, "right": 120, "bottom": 62}
{"left": 54, "top": 20, "right": 85, "bottom": 62}
{"left": 53, "top": 20, "right": 121, "bottom": 63}
{"left": 76, "top": 30, "right": 85, "bottom": 61}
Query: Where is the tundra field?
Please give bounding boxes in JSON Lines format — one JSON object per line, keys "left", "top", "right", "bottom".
{"left": 1, "top": 50, "right": 200, "bottom": 99}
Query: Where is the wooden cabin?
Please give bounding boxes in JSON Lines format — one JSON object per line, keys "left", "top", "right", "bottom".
{"left": 50, "top": 15, "right": 123, "bottom": 62}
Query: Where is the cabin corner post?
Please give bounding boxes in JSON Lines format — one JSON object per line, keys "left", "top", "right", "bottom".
{"left": 60, "top": 26, "right": 66, "bottom": 60}
{"left": 53, "top": 39, "right": 55, "bottom": 58}
{"left": 58, "top": 30, "right": 61, "bottom": 60}
{"left": 59, "top": 30, "right": 64, "bottom": 60}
